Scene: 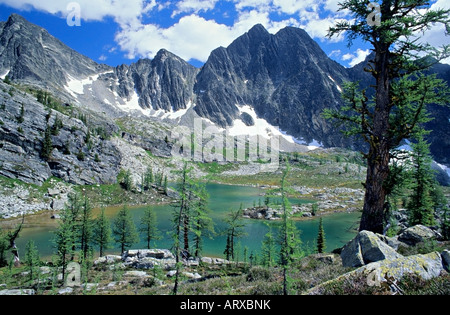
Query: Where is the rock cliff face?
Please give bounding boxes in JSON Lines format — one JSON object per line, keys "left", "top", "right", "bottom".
{"left": 0, "top": 80, "right": 121, "bottom": 186}
{"left": 0, "top": 14, "right": 108, "bottom": 101}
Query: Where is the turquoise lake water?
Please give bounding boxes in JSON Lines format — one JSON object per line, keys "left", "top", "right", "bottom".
{"left": 13, "top": 183, "right": 361, "bottom": 259}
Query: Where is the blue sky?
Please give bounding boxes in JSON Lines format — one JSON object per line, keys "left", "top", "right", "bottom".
{"left": 0, "top": 0, "right": 448, "bottom": 68}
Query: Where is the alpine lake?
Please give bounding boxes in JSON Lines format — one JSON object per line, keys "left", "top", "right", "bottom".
{"left": 10, "top": 183, "right": 361, "bottom": 260}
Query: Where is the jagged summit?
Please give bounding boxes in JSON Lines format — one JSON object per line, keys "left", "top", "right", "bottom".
{"left": 0, "top": 13, "right": 106, "bottom": 102}
{"left": 194, "top": 20, "right": 351, "bottom": 148}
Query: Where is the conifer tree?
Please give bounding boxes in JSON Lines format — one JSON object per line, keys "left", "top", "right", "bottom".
{"left": 317, "top": 218, "right": 326, "bottom": 254}
{"left": 25, "top": 240, "right": 40, "bottom": 282}
{"left": 143, "top": 167, "right": 154, "bottom": 191}
{"left": 171, "top": 162, "right": 190, "bottom": 295}
{"left": 191, "top": 182, "right": 214, "bottom": 258}
{"left": 53, "top": 205, "right": 76, "bottom": 283}
{"left": 163, "top": 175, "right": 168, "bottom": 195}
{"left": 325, "top": 0, "right": 450, "bottom": 234}
{"left": 261, "top": 223, "right": 276, "bottom": 267}
{"left": 66, "top": 193, "right": 82, "bottom": 260}
{"left": 92, "top": 208, "right": 112, "bottom": 257}
{"left": 112, "top": 205, "right": 139, "bottom": 254}
{"left": 79, "top": 195, "right": 94, "bottom": 260}
{"left": 278, "top": 159, "right": 302, "bottom": 295}
{"left": 407, "top": 129, "right": 436, "bottom": 226}
{"left": 223, "top": 207, "right": 246, "bottom": 261}
{"left": 41, "top": 123, "right": 53, "bottom": 161}
{"left": 139, "top": 207, "right": 161, "bottom": 249}
{"left": 51, "top": 114, "right": 63, "bottom": 136}
{"left": 121, "top": 169, "right": 134, "bottom": 192}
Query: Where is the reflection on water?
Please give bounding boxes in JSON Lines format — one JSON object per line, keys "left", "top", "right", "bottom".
{"left": 8, "top": 183, "right": 360, "bottom": 259}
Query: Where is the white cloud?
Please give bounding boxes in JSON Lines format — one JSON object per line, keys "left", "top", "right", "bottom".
{"left": 115, "top": 9, "right": 303, "bottom": 63}
{"left": 0, "top": 0, "right": 156, "bottom": 27}
{"left": 273, "top": 0, "right": 319, "bottom": 15}
{"left": 173, "top": 0, "right": 219, "bottom": 16}
{"left": 115, "top": 14, "right": 234, "bottom": 62}
{"left": 0, "top": 0, "right": 355, "bottom": 63}
{"left": 328, "top": 49, "right": 341, "bottom": 58}
{"left": 342, "top": 48, "right": 370, "bottom": 67}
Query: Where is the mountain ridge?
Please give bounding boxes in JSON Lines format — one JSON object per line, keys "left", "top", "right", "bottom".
{"left": 1, "top": 13, "right": 449, "bottom": 167}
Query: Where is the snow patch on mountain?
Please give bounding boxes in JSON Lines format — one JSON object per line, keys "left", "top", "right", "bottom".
{"left": 65, "top": 74, "right": 99, "bottom": 97}
{"left": 149, "top": 101, "right": 193, "bottom": 121}
{"left": 117, "top": 90, "right": 141, "bottom": 113}
{"left": 0, "top": 69, "right": 10, "bottom": 80}
{"left": 327, "top": 75, "right": 342, "bottom": 93}
{"left": 228, "top": 105, "right": 298, "bottom": 144}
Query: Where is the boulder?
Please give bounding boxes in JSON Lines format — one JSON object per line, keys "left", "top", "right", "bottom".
{"left": 201, "top": 257, "right": 213, "bottom": 264}
{"left": 94, "top": 255, "right": 122, "bottom": 265}
{"left": 360, "top": 251, "right": 444, "bottom": 283}
{"left": 308, "top": 251, "right": 445, "bottom": 295}
{"left": 398, "top": 225, "right": 436, "bottom": 246}
{"left": 166, "top": 270, "right": 177, "bottom": 277}
{"left": 315, "top": 254, "right": 337, "bottom": 265}
{"left": 183, "top": 272, "right": 202, "bottom": 280}
{"left": 124, "top": 271, "right": 148, "bottom": 278}
{"left": 58, "top": 287, "right": 73, "bottom": 295}
{"left": 131, "top": 257, "right": 176, "bottom": 270}
{"left": 122, "top": 249, "right": 176, "bottom": 270}
{"left": 122, "top": 249, "right": 174, "bottom": 260}
{"left": 341, "top": 230, "right": 402, "bottom": 267}
{"left": 375, "top": 234, "right": 402, "bottom": 250}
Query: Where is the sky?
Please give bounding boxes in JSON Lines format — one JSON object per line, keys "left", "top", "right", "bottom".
{"left": 0, "top": 0, "right": 448, "bottom": 68}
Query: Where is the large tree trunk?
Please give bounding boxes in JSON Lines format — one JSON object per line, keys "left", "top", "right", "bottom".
{"left": 359, "top": 47, "right": 391, "bottom": 234}
{"left": 360, "top": 140, "right": 390, "bottom": 233}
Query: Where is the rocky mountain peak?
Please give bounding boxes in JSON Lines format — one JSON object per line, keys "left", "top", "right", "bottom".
{"left": 0, "top": 14, "right": 105, "bottom": 103}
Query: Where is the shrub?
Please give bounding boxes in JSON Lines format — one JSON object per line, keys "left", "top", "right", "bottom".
{"left": 246, "top": 266, "right": 276, "bottom": 282}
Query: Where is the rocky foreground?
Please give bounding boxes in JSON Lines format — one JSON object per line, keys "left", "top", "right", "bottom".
{"left": 308, "top": 225, "right": 450, "bottom": 294}
{"left": 1, "top": 223, "right": 448, "bottom": 296}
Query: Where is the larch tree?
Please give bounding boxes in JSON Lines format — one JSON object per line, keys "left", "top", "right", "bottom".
{"left": 191, "top": 182, "right": 214, "bottom": 258}
{"left": 171, "top": 161, "right": 193, "bottom": 295}
{"left": 223, "top": 207, "right": 247, "bottom": 262}
{"left": 79, "top": 195, "right": 94, "bottom": 261}
{"left": 92, "top": 208, "right": 112, "bottom": 257}
{"left": 325, "top": 0, "right": 450, "bottom": 233}
{"left": 53, "top": 205, "right": 76, "bottom": 283}
{"left": 112, "top": 205, "right": 139, "bottom": 254}
{"left": 407, "top": 128, "right": 436, "bottom": 226}
{"left": 317, "top": 217, "right": 327, "bottom": 254}
{"left": 278, "top": 159, "right": 302, "bottom": 295}
{"left": 261, "top": 223, "right": 277, "bottom": 267}
{"left": 25, "top": 240, "right": 40, "bottom": 282}
{"left": 139, "top": 206, "right": 161, "bottom": 250}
